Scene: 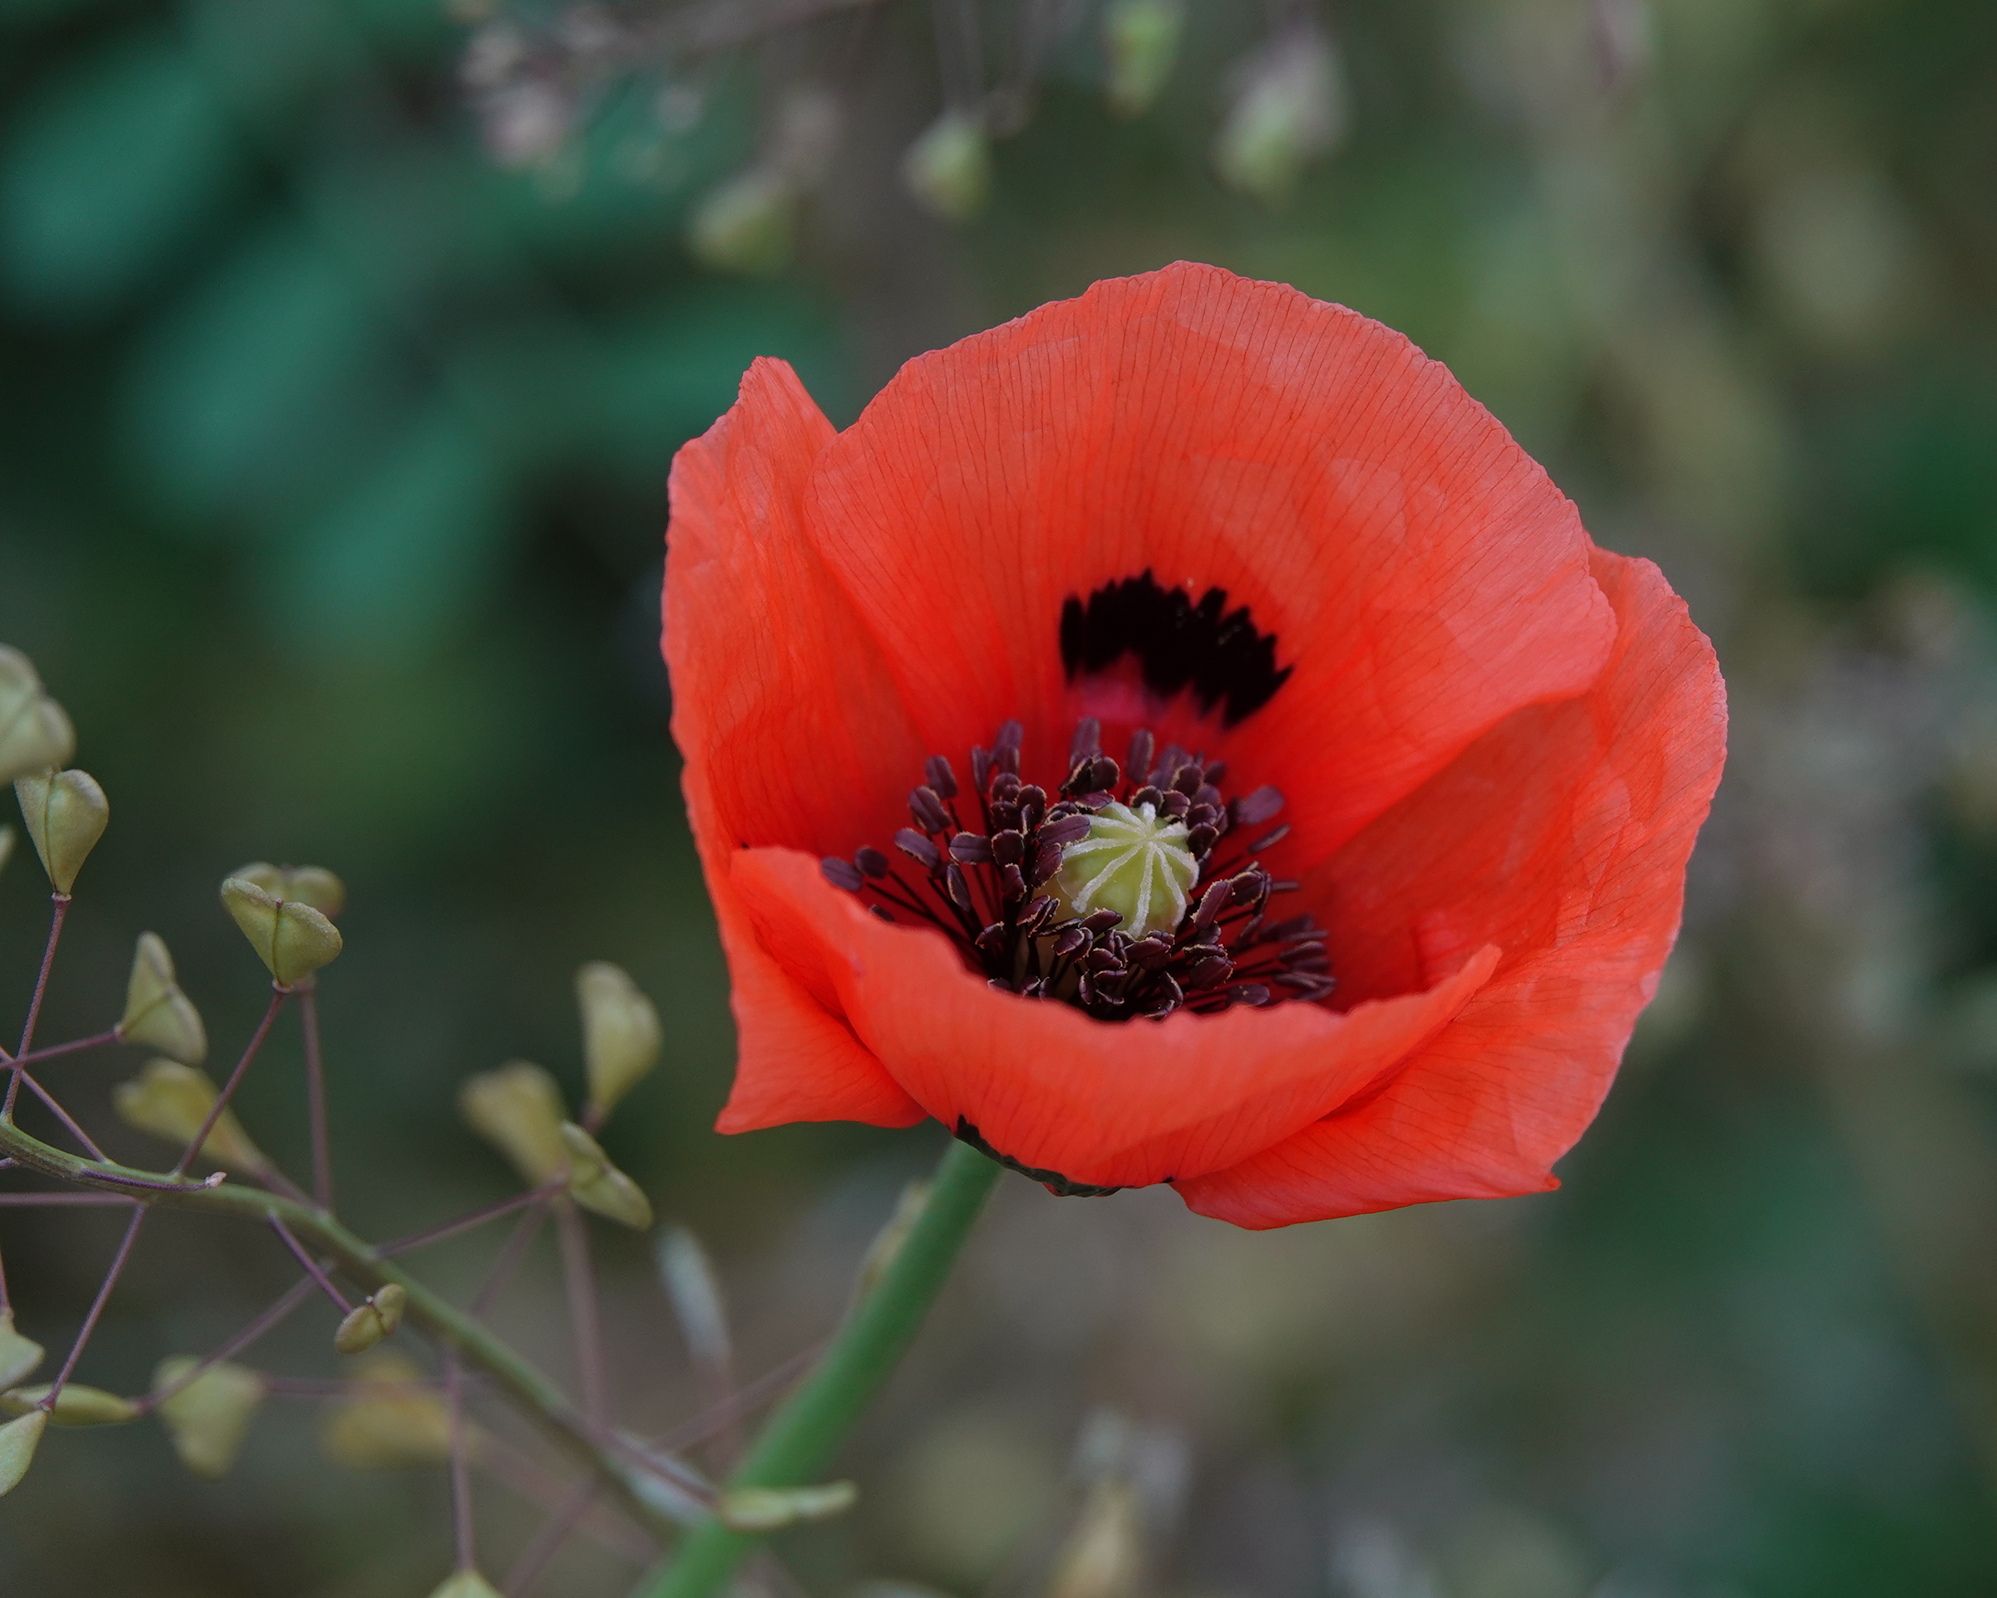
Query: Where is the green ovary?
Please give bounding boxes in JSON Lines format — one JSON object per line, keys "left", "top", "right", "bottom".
{"left": 1049, "top": 801, "right": 1199, "bottom": 939}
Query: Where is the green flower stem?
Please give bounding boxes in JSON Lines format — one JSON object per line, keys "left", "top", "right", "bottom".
{"left": 638, "top": 1137, "right": 1003, "bottom": 1598}
{"left": 0, "top": 1115, "right": 679, "bottom": 1542}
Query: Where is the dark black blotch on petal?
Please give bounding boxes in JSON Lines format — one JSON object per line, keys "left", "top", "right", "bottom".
{"left": 1058, "top": 569, "right": 1293, "bottom": 725}
{"left": 955, "top": 1117, "right": 1123, "bottom": 1198}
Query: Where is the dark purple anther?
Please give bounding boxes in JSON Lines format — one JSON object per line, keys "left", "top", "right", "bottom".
{"left": 894, "top": 828, "right": 941, "bottom": 869}
{"left": 821, "top": 857, "right": 865, "bottom": 891}
{"left": 1184, "top": 952, "right": 1233, "bottom": 988}
{"left": 1030, "top": 840, "right": 1064, "bottom": 881}
{"left": 1231, "top": 784, "right": 1284, "bottom": 826}
{"left": 950, "top": 832, "right": 993, "bottom": 863}
{"left": 1126, "top": 728, "right": 1155, "bottom": 777}
{"left": 910, "top": 785, "right": 951, "bottom": 833}
{"left": 1194, "top": 881, "right": 1231, "bottom": 930}
{"left": 1040, "top": 814, "right": 1091, "bottom": 848}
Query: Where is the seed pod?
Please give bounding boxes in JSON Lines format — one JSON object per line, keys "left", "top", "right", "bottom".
{"left": 220, "top": 876, "right": 344, "bottom": 988}
{"left": 902, "top": 111, "right": 992, "bottom": 221}
{"left": 0, "top": 647, "right": 75, "bottom": 785}
{"left": 153, "top": 1357, "right": 267, "bottom": 1478}
{"left": 688, "top": 168, "right": 797, "bottom": 277}
{"left": 1104, "top": 0, "right": 1186, "bottom": 117}
{"left": 1, "top": 1383, "right": 138, "bottom": 1427}
{"left": 0, "top": 1409, "right": 48, "bottom": 1498}
{"left": 334, "top": 1285, "right": 408, "bottom": 1356}
{"left": 14, "top": 767, "right": 107, "bottom": 894}
{"left": 230, "top": 862, "right": 347, "bottom": 919}
{"left": 1214, "top": 28, "right": 1344, "bottom": 204}
{"left": 118, "top": 932, "right": 208, "bottom": 1065}
{"left": 577, "top": 961, "right": 662, "bottom": 1124}
{"left": 427, "top": 1573, "right": 505, "bottom": 1598}
{"left": 0, "top": 1312, "right": 45, "bottom": 1392}
{"left": 460, "top": 1061, "right": 568, "bottom": 1185}
{"left": 112, "top": 1058, "right": 268, "bottom": 1174}
{"left": 718, "top": 1480, "right": 858, "bottom": 1531}
{"left": 1045, "top": 1477, "right": 1146, "bottom": 1598}
{"left": 320, "top": 1355, "right": 452, "bottom": 1469}
{"left": 559, "top": 1122, "right": 653, "bottom": 1231}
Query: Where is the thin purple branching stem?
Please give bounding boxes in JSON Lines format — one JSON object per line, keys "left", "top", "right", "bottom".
{"left": 597, "top": 1426, "right": 715, "bottom": 1507}
{"left": 648, "top": 1341, "right": 824, "bottom": 1454}
{"left": 554, "top": 1200, "right": 607, "bottom": 1424}
{"left": 472, "top": 1202, "right": 553, "bottom": 1317}
{"left": 441, "top": 1189, "right": 559, "bottom": 1574}
{"left": 41, "top": 1205, "right": 146, "bottom": 1406}
{"left": 254, "top": 1162, "right": 316, "bottom": 1208}
{"left": 3, "top": 895, "right": 69, "bottom": 1119}
{"left": 132, "top": 1276, "right": 317, "bottom": 1416}
{"left": 173, "top": 988, "right": 286, "bottom": 1177}
{"left": 268, "top": 1213, "right": 353, "bottom": 1312}
{"left": 479, "top": 1439, "right": 656, "bottom": 1563}
{"left": 446, "top": 1347, "right": 476, "bottom": 1571}
{"left": 381, "top": 1181, "right": 563, "bottom": 1257}
{"left": 299, "top": 985, "right": 333, "bottom": 1209}
{"left": 504, "top": 1478, "right": 598, "bottom": 1595}
{"left": 4, "top": 1027, "right": 121, "bottom": 1070}
{"left": 16, "top": 1069, "right": 107, "bottom": 1158}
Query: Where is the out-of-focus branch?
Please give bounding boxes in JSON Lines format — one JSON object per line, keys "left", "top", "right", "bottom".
{"left": 0, "top": 1114, "right": 685, "bottom": 1541}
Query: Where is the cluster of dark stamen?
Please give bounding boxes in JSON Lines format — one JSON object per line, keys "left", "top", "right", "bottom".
{"left": 821, "top": 718, "right": 1333, "bottom": 1020}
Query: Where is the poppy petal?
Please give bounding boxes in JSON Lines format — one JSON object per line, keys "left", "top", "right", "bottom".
{"left": 730, "top": 845, "right": 1500, "bottom": 1190}
{"left": 665, "top": 357, "right": 927, "bottom": 1130}
{"left": 800, "top": 261, "right": 1616, "bottom": 863}
{"left": 1175, "top": 550, "right": 1726, "bottom": 1227}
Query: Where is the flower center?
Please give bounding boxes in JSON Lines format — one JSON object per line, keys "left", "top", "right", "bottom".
{"left": 1048, "top": 801, "right": 1197, "bottom": 938}
{"left": 820, "top": 718, "right": 1332, "bottom": 1020}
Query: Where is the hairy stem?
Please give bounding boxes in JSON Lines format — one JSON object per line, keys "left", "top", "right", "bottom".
{"left": 0, "top": 1114, "right": 682, "bottom": 1539}
{"left": 636, "top": 1138, "right": 1001, "bottom": 1598}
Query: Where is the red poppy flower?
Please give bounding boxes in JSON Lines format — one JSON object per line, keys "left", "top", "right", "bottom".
{"left": 662, "top": 262, "right": 1725, "bottom": 1228}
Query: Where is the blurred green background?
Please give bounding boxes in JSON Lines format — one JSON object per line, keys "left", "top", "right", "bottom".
{"left": 3, "top": 0, "right": 1996, "bottom": 1594}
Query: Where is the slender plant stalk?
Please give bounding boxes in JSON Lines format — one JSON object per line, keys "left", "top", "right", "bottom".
{"left": 2, "top": 894, "right": 69, "bottom": 1118}
{"left": 636, "top": 1138, "right": 1001, "bottom": 1598}
{"left": 0, "top": 1114, "right": 681, "bottom": 1541}
{"left": 299, "top": 986, "right": 334, "bottom": 1208}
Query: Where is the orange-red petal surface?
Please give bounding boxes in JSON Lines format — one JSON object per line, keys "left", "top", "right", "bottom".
{"left": 1175, "top": 551, "right": 1727, "bottom": 1226}
{"left": 730, "top": 845, "right": 1499, "bottom": 1190}
{"left": 665, "top": 358, "right": 926, "bottom": 1130}
{"left": 800, "top": 263, "right": 1617, "bottom": 862}
{"left": 663, "top": 266, "right": 1726, "bottom": 1224}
